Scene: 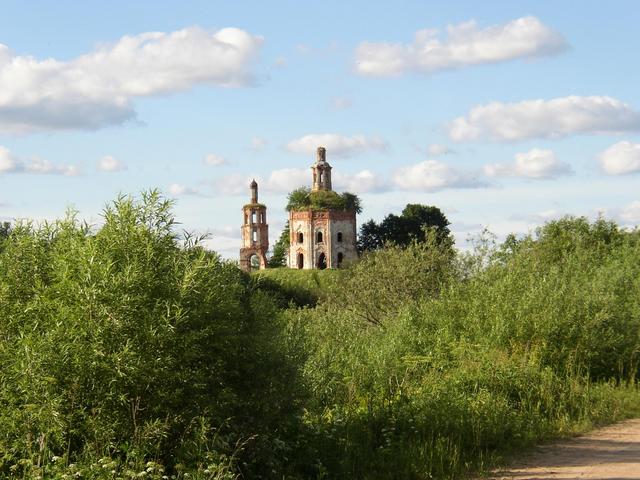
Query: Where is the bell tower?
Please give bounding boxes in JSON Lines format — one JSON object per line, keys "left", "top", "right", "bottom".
{"left": 239, "top": 179, "right": 269, "bottom": 272}
{"left": 311, "top": 146, "right": 332, "bottom": 191}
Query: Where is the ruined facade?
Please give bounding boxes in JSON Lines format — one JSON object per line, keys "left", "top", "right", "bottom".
{"left": 239, "top": 180, "right": 269, "bottom": 272}
{"left": 287, "top": 147, "right": 358, "bottom": 269}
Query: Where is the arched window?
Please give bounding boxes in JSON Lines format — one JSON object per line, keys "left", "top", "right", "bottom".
{"left": 297, "top": 253, "right": 304, "bottom": 269}
{"left": 316, "top": 231, "right": 323, "bottom": 243}
{"left": 252, "top": 228, "right": 257, "bottom": 243}
{"left": 337, "top": 232, "right": 343, "bottom": 242}
{"left": 260, "top": 212, "right": 265, "bottom": 223}
{"left": 319, "top": 172, "right": 324, "bottom": 184}
{"left": 337, "top": 252, "right": 344, "bottom": 267}
{"left": 317, "top": 253, "right": 326, "bottom": 270}
{"left": 251, "top": 211, "right": 257, "bottom": 223}
{"left": 297, "top": 232, "right": 304, "bottom": 243}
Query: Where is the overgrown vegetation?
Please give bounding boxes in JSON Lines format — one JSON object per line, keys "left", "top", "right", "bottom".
{"left": 286, "top": 187, "right": 362, "bottom": 213}
{"left": 2, "top": 192, "right": 640, "bottom": 479}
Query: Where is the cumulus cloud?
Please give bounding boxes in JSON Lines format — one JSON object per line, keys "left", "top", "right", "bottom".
{"left": 286, "top": 133, "right": 387, "bottom": 158}
{"left": 0, "top": 146, "right": 78, "bottom": 175}
{"left": 168, "top": 183, "right": 200, "bottom": 196}
{"left": 0, "top": 146, "right": 21, "bottom": 173}
{"left": 392, "top": 159, "right": 485, "bottom": 191}
{"left": 204, "top": 153, "right": 227, "bottom": 166}
{"left": 355, "top": 16, "right": 567, "bottom": 77}
{"left": 97, "top": 155, "right": 126, "bottom": 172}
{"left": 484, "top": 148, "right": 572, "bottom": 179}
{"left": 448, "top": 96, "right": 640, "bottom": 142}
{"left": 264, "top": 168, "right": 310, "bottom": 193}
{"left": 333, "top": 170, "right": 388, "bottom": 193}
{"left": 0, "top": 26, "right": 263, "bottom": 133}
{"left": 598, "top": 141, "right": 640, "bottom": 175}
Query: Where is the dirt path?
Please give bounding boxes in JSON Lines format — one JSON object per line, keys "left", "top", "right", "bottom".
{"left": 487, "top": 419, "right": 640, "bottom": 479}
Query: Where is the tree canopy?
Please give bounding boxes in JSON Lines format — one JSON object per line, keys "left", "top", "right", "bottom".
{"left": 358, "top": 204, "right": 451, "bottom": 252}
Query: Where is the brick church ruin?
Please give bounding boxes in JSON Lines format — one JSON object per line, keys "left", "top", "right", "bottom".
{"left": 239, "top": 146, "right": 358, "bottom": 271}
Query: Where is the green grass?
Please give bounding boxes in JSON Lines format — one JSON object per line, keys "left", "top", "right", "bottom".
{"left": 252, "top": 268, "right": 340, "bottom": 307}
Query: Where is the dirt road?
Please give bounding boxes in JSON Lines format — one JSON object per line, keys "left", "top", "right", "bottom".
{"left": 488, "top": 418, "right": 640, "bottom": 479}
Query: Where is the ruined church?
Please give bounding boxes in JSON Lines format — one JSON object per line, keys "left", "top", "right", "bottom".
{"left": 239, "top": 146, "right": 358, "bottom": 271}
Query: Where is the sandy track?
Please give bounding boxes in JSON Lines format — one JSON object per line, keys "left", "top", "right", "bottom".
{"left": 487, "top": 418, "right": 640, "bottom": 479}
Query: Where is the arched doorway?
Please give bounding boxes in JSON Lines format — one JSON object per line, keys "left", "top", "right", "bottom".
{"left": 297, "top": 253, "right": 304, "bottom": 269}
{"left": 337, "top": 252, "right": 344, "bottom": 268}
{"left": 250, "top": 254, "right": 260, "bottom": 271}
{"left": 317, "top": 252, "right": 326, "bottom": 270}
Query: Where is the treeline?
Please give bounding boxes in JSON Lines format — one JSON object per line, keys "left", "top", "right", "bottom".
{"left": 1, "top": 193, "right": 640, "bottom": 479}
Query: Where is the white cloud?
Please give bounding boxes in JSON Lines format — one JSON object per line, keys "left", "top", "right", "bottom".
{"left": 392, "top": 159, "right": 485, "bottom": 191}
{"left": 449, "top": 96, "right": 640, "bottom": 142}
{"left": 484, "top": 148, "right": 572, "bottom": 179}
{"left": 598, "top": 141, "right": 640, "bottom": 175}
{"left": 0, "top": 146, "right": 21, "bottom": 173}
{"left": 355, "top": 16, "right": 567, "bottom": 77}
{"left": 97, "top": 155, "right": 126, "bottom": 172}
{"left": 211, "top": 174, "right": 255, "bottom": 196}
{"left": 0, "top": 26, "right": 263, "bottom": 133}
{"left": 427, "top": 143, "right": 451, "bottom": 156}
{"left": 250, "top": 137, "right": 268, "bottom": 151}
{"left": 0, "top": 145, "right": 78, "bottom": 175}
{"left": 286, "top": 133, "right": 387, "bottom": 158}
{"left": 26, "top": 158, "right": 79, "bottom": 176}
{"left": 333, "top": 169, "right": 388, "bottom": 193}
{"left": 331, "top": 97, "right": 353, "bottom": 110}
{"left": 619, "top": 201, "right": 640, "bottom": 224}
{"left": 265, "top": 168, "right": 309, "bottom": 193}
{"left": 204, "top": 153, "right": 227, "bottom": 166}
{"left": 168, "top": 183, "right": 200, "bottom": 196}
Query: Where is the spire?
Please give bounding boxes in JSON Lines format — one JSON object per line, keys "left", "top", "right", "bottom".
{"left": 250, "top": 179, "right": 258, "bottom": 203}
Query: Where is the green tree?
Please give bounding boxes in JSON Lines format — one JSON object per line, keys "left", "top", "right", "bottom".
{"left": 268, "top": 221, "right": 290, "bottom": 267}
{"left": 358, "top": 204, "right": 451, "bottom": 252}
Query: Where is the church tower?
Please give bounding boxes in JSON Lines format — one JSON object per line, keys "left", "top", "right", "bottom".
{"left": 239, "top": 180, "right": 269, "bottom": 272}
{"left": 288, "top": 147, "right": 357, "bottom": 269}
{"left": 311, "top": 146, "right": 332, "bottom": 191}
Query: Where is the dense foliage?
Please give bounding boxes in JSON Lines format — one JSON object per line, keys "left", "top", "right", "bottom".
{"left": 0, "top": 192, "right": 302, "bottom": 479}
{"left": 267, "top": 221, "right": 290, "bottom": 268}
{"left": 358, "top": 204, "right": 451, "bottom": 252}
{"left": 2, "top": 192, "right": 640, "bottom": 479}
{"left": 286, "top": 187, "right": 362, "bottom": 213}
{"left": 290, "top": 218, "right": 640, "bottom": 478}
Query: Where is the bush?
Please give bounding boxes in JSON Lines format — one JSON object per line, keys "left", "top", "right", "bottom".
{"left": 0, "top": 191, "right": 302, "bottom": 478}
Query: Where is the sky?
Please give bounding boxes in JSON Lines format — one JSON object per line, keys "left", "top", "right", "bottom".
{"left": 1, "top": 0, "right": 639, "bottom": 258}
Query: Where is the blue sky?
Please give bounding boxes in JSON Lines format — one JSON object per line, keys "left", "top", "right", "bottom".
{"left": 1, "top": 1, "right": 639, "bottom": 257}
